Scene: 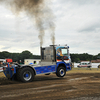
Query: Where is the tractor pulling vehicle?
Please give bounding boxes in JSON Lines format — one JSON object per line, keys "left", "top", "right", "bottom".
{"left": 3, "top": 45, "right": 72, "bottom": 82}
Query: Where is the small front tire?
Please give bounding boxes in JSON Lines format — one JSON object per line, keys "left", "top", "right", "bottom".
{"left": 56, "top": 66, "right": 66, "bottom": 77}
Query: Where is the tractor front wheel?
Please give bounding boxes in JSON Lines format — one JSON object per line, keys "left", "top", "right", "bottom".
{"left": 56, "top": 66, "right": 66, "bottom": 77}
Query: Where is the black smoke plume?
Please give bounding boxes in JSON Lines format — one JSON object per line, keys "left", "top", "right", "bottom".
{"left": 0, "top": 0, "right": 55, "bottom": 46}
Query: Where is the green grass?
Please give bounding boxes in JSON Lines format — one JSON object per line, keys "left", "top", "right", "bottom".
{"left": 67, "top": 68, "right": 100, "bottom": 74}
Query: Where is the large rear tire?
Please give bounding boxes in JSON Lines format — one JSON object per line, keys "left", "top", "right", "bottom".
{"left": 17, "top": 67, "right": 35, "bottom": 82}
{"left": 56, "top": 66, "right": 66, "bottom": 77}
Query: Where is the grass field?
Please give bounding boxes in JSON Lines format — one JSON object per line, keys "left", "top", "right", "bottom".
{"left": 0, "top": 68, "right": 100, "bottom": 78}
{"left": 67, "top": 67, "right": 100, "bottom": 74}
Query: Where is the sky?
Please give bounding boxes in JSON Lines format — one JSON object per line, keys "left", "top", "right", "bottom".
{"left": 0, "top": 0, "right": 100, "bottom": 55}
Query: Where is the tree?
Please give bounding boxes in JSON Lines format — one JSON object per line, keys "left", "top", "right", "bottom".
{"left": 19, "top": 50, "right": 33, "bottom": 63}
{"left": 97, "top": 53, "right": 100, "bottom": 59}
{"left": 0, "top": 50, "right": 99, "bottom": 63}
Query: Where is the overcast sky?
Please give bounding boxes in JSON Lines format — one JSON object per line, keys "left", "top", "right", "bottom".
{"left": 0, "top": 0, "right": 100, "bottom": 55}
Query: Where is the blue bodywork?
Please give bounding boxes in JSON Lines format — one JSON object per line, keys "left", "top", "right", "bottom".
{"left": 3, "top": 61, "right": 71, "bottom": 79}
{"left": 34, "top": 65, "right": 56, "bottom": 75}
{"left": 3, "top": 45, "right": 71, "bottom": 80}
{"left": 56, "top": 61, "right": 71, "bottom": 71}
{"left": 34, "top": 62, "right": 71, "bottom": 75}
{"left": 3, "top": 64, "right": 17, "bottom": 79}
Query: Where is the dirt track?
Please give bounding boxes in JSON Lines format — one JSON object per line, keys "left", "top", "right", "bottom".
{"left": 0, "top": 72, "right": 100, "bottom": 100}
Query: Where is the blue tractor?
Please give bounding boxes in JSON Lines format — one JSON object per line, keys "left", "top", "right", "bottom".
{"left": 3, "top": 45, "right": 72, "bottom": 82}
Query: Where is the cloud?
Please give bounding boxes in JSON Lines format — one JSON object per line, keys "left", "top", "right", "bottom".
{"left": 79, "top": 22, "right": 100, "bottom": 32}
{"left": 1, "top": 46, "right": 11, "bottom": 50}
{"left": 57, "top": 0, "right": 100, "bottom": 5}
{"left": 0, "top": 0, "right": 100, "bottom": 55}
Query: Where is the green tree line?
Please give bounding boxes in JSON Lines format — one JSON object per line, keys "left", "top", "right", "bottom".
{"left": 0, "top": 50, "right": 40, "bottom": 63}
{"left": 0, "top": 50, "right": 100, "bottom": 63}
{"left": 70, "top": 53, "right": 100, "bottom": 62}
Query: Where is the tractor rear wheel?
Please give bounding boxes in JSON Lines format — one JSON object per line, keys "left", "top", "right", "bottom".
{"left": 17, "top": 67, "right": 34, "bottom": 82}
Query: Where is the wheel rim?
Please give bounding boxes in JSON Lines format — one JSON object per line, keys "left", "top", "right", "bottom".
{"left": 59, "top": 69, "right": 65, "bottom": 76}
{"left": 23, "top": 71, "right": 32, "bottom": 81}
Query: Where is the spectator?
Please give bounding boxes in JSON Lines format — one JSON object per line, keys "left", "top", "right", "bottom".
{"left": 3, "top": 60, "right": 8, "bottom": 66}
{"left": 0, "top": 62, "right": 3, "bottom": 67}
{"left": 34, "top": 61, "right": 37, "bottom": 64}
{"left": 19, "top": 60, "right": 22, "bottom": 64}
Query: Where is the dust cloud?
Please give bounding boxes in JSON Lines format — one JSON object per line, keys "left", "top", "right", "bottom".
{"left": 0, "top": 0, "right": 55, "bottom": 46}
